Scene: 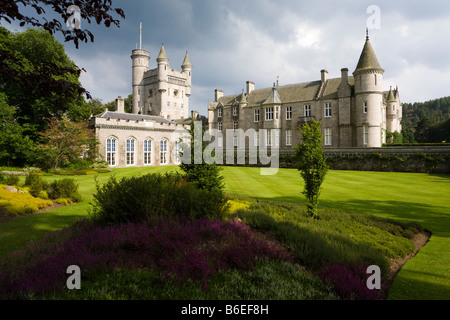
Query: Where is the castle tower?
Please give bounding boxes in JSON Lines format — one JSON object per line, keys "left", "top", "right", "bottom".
{"left": 353, "top": 30, "right": 384, "bottom": 147}
{"left": 131, "top": 48, "right": 150, "bottom": 114}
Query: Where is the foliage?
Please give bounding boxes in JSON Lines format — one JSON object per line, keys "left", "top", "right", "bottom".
{"left": 48, "top": 178, "right": 80, "bottom": 202}
{"left": 25, "top": 173, "right": 47, "bottom": 197}
{"left": 90, "top": 173, "right": 229, "bottom": 225}
{"left": 295, "top": 120, "right": 328, "bottom": 218}
{"left": 235, "top": 201, "right": 417, "bottom": 275}
{"left": 37, "top": 117, "right": 98, "bottom": 169}
{"left": 4, "top": 175, "right": 19, "bottom": 186}
{"left": 318, "top": 264, "right": 381, "bottom": 300}
{"left": 0, "top": 184, "right": 52, "bottom": 216}
{"left": 0, "top": 217, "right": 292, "bottom": 299}
{"left": 0, "top": 0, "right": 125, "bottom": 110}
{"left": 386, "top": 130, "right": 403, "bottom": 144}
{"left": 0, "top": 93, "right": 36, "bottom": 167}
{"left": 179, "top": 122, "right": 225, "bottom": 193}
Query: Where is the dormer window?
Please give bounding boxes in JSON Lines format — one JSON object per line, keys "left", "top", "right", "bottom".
{"left": 218, "top": 108, "right": 223, "bottom": 118}
{"left": 233, "top": 106, "right": 238, "bottom": 117}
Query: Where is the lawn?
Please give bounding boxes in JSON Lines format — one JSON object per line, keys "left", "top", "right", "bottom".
{"left": 1, "top": 166, "right": 449, "bottom": 299}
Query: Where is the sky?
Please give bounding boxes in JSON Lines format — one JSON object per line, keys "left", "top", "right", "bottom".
{"left": 4, "top": 0, "right": 450, "bottom": 116}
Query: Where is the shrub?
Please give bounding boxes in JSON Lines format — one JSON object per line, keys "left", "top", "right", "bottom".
{"left": 4, "top": 175, "right": 19, "bottom": 186}
{"left": 55, "top": 198, "right": 73, "bottom": 206}
{"left": 90, "top": 173, "right": 229, "bottom": 225}
{"left": 37, "top": 190, "right": 48, "bottom": 200}
{"left": 0, "top": 184, "right": 52, "bottom": 216}
{"left": 318, "top": 264, "right": 381, "bottom": 300}
{"left": 0, "top": 172, "right": 5, "bottom": 184}
{"left": 0, "top": 218, "right": 291, "bottom": 298}
{"left": 25, "top": 173, "right": 47, "bottom": 197}
{"left": 48, "top": 178, "right": 80, "bottom": 202}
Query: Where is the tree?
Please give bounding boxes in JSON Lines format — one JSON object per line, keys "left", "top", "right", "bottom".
{"left": 179, "top": 121, "right": 225, "bottom": 193}
{"left": 295, "top": 119, "right": 328, "bottom": 218}
{"left": 0, "top": 0, "right": 125, "bottom": 101}
{"left": 0, "top": 93, "right": 35, "bottom": 166}
{"left": 37, "top": 117, "right": 97, "bottom": 169}
{"left": 1, "top": 27, "right": 91, "bottom": 129}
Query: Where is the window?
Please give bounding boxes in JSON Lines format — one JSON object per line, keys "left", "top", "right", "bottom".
{"left": 324, "top": 128, "right": 332, "bottom": 146}
{"left": 148, "top": 89, "right": 153, "bottom": 97}
{"left": 233, "top": 106, "right": 238, "bottom": 116}
{"left": 266, "top": 129, "right": 273, "bottom": 146}
{"left": 286, "top": 130, "right": 292, "bottom": 146}
{"left": 174, "top": 141, "right": 181, "bottom": 164}
{"left": 254, "top": 109, "right": 260, "bottom": 122}
{"left": 126, "top": 138, "right": 135, "bottom": 166}
{"left": 149, "top": 103, "right": 152, "bottom": 112}
{"left": 363, "top": 125, "right": 368, "bottom": 145}
{"left": 275, "top": 106, "right": 279, "bottom": 120}
{"left": 181, "top": 103, "right": 184, "bottom": 110}
{"left": 233, "top": 121, "right": 238, "bottom": 132}
{"left": 265, "top": 107, "right": 274, "bottom": 121}
{"left": 218, "top": 122, "right": 223, "bottom": 132}
{"left": 254, "top": 131, "right": 260, "bottom": 147}
{"left": 144, "top": 139, "right": 152, "bottom": 165}
{"left": 324, "top": 103, "right": 332, "bottom": 117}
{"left": 160, "top": 140, "right": 168, "bottom": 164}
{"left": 233, "top": 136, "right": 238, "bottom": 147}
{"left": 286, "top": 106, "right": 292, "bottom": 120}
{"left": 106, "top": 137, "right": 116, "bottom": 166}
{"left": 167, "top": 102, "right": 170, "bottom": 110}
{"left": 218, "top": 108, "right": 223, "bottom": 118}
{"left": 363, "top": 101, "right": 368, "bottom": 113}
{"left": 174, "top": 89, "right": 179, "bottom": 97}
{"left": 304, "top": 105, "right": 311, "bottom": 117}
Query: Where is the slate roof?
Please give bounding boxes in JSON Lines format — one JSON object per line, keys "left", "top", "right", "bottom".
{"left": 95, "top": 111, "right": 176, "bottom": 124}
{"left": 354, "top": 38, "right": 384, "bottom": 74}
{"left": 213, "top": 77, "right": 355, "bottom": 108}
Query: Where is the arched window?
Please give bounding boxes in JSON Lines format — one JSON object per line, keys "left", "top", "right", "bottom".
{"left": 126, "top": 138, "right": 135, "bottom": 166}
{"left": 106, "top": 137, "right": 117, "bottom": 166}
{"left": 160, "top": 139, "right": 168, "bottom": 165}
{"left": 144, "top": 139, "right": 152, "bottom": 165}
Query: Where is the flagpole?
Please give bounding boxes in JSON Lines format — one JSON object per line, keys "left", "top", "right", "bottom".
{"left": 140, "top": 22, "right": 142, "bottom": 49}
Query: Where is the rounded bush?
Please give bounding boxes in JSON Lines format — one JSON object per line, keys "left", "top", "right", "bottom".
{"left": 90, "top": 173, "right": 229, "bottom": 225}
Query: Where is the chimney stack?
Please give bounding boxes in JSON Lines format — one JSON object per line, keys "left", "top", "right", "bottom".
{"left": 214, "top": 89, "right": 223, "bottom": 102}
{"left": 321, "top": 69, "right": 328, "bottom": 83}
{"left": 246, "top": 81, "right": 255, "bottom": 95}
{"left": 341, "top": 68, "right": 349, "bottom": 84}
{"left": 115, "top": 96, "right": 125, "bottom": 113}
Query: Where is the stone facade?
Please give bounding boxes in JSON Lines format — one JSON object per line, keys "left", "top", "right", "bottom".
{"left": 90, "top": 45, "right": 192, "bottom": 168}
{"left": 207, "top": 34, "right": 402, "bottom": 149}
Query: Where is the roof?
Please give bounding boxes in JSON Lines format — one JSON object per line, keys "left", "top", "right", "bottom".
{"left": 182, "top": 52, "right": 192, "bottom": 68}
{"left": 354, "top": 37, "right": 384, "bottom": 74}
{"left": 157, "top": 44, "right": 168, "bottom": 61}
{"left": 95, "top": 111, "right": 176, "bottom": 124}
{"left": 212, "top": 77, "right": 355, "bottom": 108}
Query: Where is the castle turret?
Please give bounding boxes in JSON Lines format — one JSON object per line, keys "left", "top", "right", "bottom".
{"left": 386, "top": 86, "right": 401, "bottom": 133}
{"left": 181, "top": 51, "right": 192, "bottom": 97}
{"left": 353, "top": 30, "right": 384, "bottom": 147}
{"left": 131, "top": 48, "right": 150, "bottom": 114}
{"left": 157, "top": 43, "right": 169, "bottom": 93}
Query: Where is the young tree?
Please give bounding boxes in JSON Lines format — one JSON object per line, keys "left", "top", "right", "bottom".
{"left": 295, "top": 119, "right": 328, "bottom": 218}
{"left": 179, "top": 121, "right": 225, "bottom": 192}
{"left": 37, "top": 117, "right": 97, "bottom": 169}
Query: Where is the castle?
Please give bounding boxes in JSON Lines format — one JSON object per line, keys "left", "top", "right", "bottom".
{"left": 89, "top": 43, "right": 193, "bottom": 168}
{"left": 207, "top": 32, "right": 402, "bottom": 149}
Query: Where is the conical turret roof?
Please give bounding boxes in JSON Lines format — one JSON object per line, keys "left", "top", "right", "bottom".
{"left": 182, "top": 51, "right": 192, "bottom": 68}
{"left": 157, "top": 43, "right": 168, "bottom": 61}
{"left": 387, "top": 87, "right": 396, "bottom": 102}
{"left": 354, "top": 32, "right": 384, "bottom": 74}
